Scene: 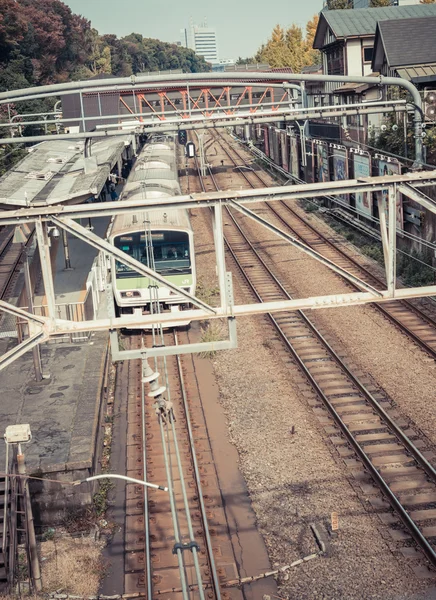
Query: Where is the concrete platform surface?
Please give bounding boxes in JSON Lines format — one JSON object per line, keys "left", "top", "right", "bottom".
{"left": 0, "top": 331, "right": 108, "bottom": 473}
{"left": 35, "top": 215, "right": 110, "bottom": 306}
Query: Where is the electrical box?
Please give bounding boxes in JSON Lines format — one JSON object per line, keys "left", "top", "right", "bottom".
{"left": 4, "top": 424, "right": 32, "bottom": 444}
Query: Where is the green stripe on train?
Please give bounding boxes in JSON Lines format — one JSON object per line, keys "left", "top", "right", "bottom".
{"left": 116, "top": 274, "right": 193, "bottom": 290}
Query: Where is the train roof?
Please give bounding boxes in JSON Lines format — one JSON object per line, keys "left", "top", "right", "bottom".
{"left": 110, "top": 208, "right": 192, "bottom": 237}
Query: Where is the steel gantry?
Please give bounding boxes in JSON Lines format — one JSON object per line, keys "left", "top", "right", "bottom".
{"left": 0, "top": 71, "right": 426, "bottom": 166}
{"left": 1, "top": 171, "right": 436, "bottom": 368}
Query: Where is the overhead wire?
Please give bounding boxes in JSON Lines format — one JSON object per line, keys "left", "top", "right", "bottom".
{"left": 240, "top": 136, "right": 436, "bottom": 280}
{"left": 141, "top": 137, "right": 208, "bottom": 599}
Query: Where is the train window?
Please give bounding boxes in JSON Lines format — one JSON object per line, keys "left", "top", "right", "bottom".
{"left": 114, "top": 231, "right": 191, "bottom": 276}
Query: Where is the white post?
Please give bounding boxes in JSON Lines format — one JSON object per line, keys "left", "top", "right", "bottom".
{"left": 35, "top": 220, "right": 57, "bottom": 323}
{"left": 377, "top": 194, "right": 390, "bottom": 284}
{"left": 212, "top": 203, "right": 227, "bottom": 313}
{"left": 388, "top": 184, "right": 397, "bottom": 296}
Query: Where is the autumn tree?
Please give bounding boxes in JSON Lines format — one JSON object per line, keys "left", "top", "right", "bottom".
{"left": 304, "top": 15, "right": 321, "bottom": 67}
{"left": 369, "top": 0, "right": 392, "bottom": 6}
{"left": 420, "top": 0, "right": 435, "bottom": 4}
{"left": 255, "top": 16, "right": 321, "bottom": 72}
{"left": 255, "top": 25, "right": 292, "bottom": 68}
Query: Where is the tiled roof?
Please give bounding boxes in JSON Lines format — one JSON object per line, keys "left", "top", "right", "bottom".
{"left": 314, "top": 4, "right": 436, "bottom": 48}
{"left": 376, "top": 17, "right": 436, "bottom": 68}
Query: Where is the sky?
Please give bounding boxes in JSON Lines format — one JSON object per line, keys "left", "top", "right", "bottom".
{"left": 63, "top": 0, "right": 322, "bottom": 60}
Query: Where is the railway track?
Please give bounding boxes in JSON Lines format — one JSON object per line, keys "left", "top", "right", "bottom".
{"left": 212, "top": 131, "right": 436, "bottom": 362}
{"left": 123, "top": 332, "right": 245, "bottom": 599}
{"left": 195, "top": 137, "right": 436, "bottom": 570}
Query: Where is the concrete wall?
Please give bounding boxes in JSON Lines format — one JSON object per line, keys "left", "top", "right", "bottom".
{"left": 346, "top": 39, "right": 363, "bottom": 76}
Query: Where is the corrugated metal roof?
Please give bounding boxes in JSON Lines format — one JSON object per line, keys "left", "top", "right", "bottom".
{"left": 376, "top": 17, "right": 436, "bottom": 68}
{"left": 396, "top": 64, "right": 436, "bottom": 81}
{"left": 314, "top": 4, "right": 436, "bottom": 48}
{"left": 0, "top": 137, "right": 129, "bottom": 208}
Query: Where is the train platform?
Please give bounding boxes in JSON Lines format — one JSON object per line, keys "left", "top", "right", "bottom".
{"left": 0, "top": 211, "right": 113, "bottom": 523}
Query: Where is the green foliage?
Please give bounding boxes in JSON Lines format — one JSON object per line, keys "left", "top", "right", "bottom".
{"left": 326, "top": 0, "right": 352, "bottom": 8}
{"left": 93, "top": 478, "right": 114, "bottom": 517}
{"left": 236, "top": 56, "right": 256, "bottom": 65}
{"left": 199, "top": 321, "right": 225, "bottom": 359}
{"left": 0, "top": 144, "right": 27, "bottom": 177}
{"left": 195, "top": 277, "right": 220, "bottom": 306}
{"left": 361, "top": 243, "right": 384, "bottom": 264}
{"left": 397, "top": 250, "right": 435, "bottom": 287}
{"left": 0, "top": 0, "right": 210, "bottom": 94}
{"left": 370, "top": 116, "right": 416, "bottom": 162}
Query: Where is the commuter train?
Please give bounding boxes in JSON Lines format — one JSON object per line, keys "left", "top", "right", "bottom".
{"left": 107, "top": 136, "right": 196, "bottom": 327}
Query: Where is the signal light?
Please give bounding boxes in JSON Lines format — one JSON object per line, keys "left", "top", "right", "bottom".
{"left": 424, "top": 89, "right": 436, "bottom": 122}
{"left": 178, "top": 130, "right": 187, "bottom": 145}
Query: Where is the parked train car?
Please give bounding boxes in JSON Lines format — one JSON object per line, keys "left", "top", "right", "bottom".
{"left": 107, "top": 136, "right": 196, "bottom": 328}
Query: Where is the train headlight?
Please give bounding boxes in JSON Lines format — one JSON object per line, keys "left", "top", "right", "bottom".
{"left": 121, "top": 291, "right": 141, "bottom": 298}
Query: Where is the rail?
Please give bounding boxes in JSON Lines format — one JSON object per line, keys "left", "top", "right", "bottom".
{"left": 214, "top": 131, "right": 436, "bottom": 362}
{"left": 200, "top": 132, "right": 436, "bottom": 565}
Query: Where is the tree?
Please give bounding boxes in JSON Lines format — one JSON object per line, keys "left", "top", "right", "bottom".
{"left": 255, "top": 25, "right": 292, "bottom": 68}
{"left": 369, "top": 0, "right": 392, "bottom": 6}
{"left": 0, "top": 0, "right": 210, "bottom": 94}
{"left": 236, "top": 56, "right": 256, "bottom": 65}
{"left": 86, "top": 28, "right": 111, "bottom": 76}
{"left": 255, "top": 16, "right": 321, "bottom": 72}
{"left": 326, "top": 0, "right": 352, "bottom": 8}
{"left": 304, "top": 15, "right": 321, "bottom": 67}
{"left": 420, "top": 0, "right": 435, "bottom": 4}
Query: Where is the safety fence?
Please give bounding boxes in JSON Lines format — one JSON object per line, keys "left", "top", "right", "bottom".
{"left": 4, "top": 252, "right": 109, "bottom": 344}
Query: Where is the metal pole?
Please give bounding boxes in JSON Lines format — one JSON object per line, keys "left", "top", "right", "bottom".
{"left": 388, "top": 184, "right": 397, "bottom": 296}
{"left": 62, "top": 229, "right": 72, "bottom": 270}
{"left": 79, "top": 91, "right": 86, "bottom": 133}
{"left": 17, "top": 451, "right": 42, "bottom": 592}
{"left": 212, "top": 204, "right": 228, "bottom": 313}
{"left": 141, "top": 358, "right": 153, "bottom": 599}
{"left": 377, "top": 195, "right": 390, "bottom": 282}
{"left": 23, "top": 253, "right": 43, "bottom": 382}
{"left": 35, "top": 220, "right": 57, "bottom": 323}
{"left": 2, "top": 443, "right": 9, "bottom": 557}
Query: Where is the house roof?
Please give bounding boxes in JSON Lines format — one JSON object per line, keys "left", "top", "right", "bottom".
{"left": 313, "top": 4, "right": 436, "bottom": 49}
{"left": 372, "top": 16, "right": 436, "bottom": 72}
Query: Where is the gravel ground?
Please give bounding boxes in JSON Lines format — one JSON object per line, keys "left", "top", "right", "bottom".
{"left": 249, "top": 203, "right": 436, "bottom": 449}
{"left": 179, "top": 139, "right": 436, "bottom": 598}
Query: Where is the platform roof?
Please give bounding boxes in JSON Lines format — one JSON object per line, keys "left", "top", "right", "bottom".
{"left": 0, "top": 136, "right": 131, "bottom": 208}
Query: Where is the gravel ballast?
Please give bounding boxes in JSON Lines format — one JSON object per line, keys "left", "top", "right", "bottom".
{"left": 180, "top": 138, "right": 436, "bottom": 599}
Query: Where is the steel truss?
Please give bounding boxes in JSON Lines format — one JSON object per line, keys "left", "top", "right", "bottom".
{"left": 0, "top": 71, "right": 425, "bottom": 164}
{"left": 0, "top": 171, "right": 436, "bottom": 368}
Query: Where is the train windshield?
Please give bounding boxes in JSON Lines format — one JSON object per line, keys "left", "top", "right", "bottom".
{"left": 114, "top": 231, "right": 191, "bottom": 277}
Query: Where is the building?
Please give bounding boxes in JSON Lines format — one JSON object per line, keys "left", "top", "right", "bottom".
{"left": 372, "top": 16, "right": 436, "bottom": 82}
{"left": 180, "top": 21, "right": 219, "bottom": 64}
{"left": 372, "top": 16, "right": 436, "bottom": 122}
{"left": 313, "top": 4, "right": 436, "bottom": 92}
{"left": 313, "top": 4, "right": 436, "bottom": 141}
